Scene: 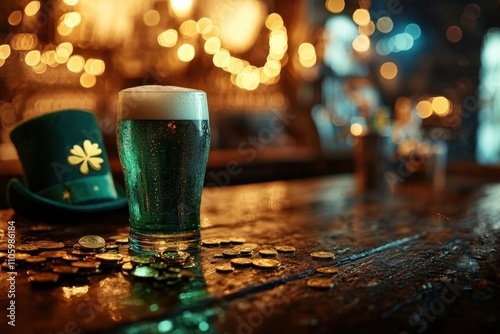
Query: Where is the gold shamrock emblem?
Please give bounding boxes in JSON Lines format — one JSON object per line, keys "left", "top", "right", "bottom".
{"left": 67, "top": 139, "right": 104, "bottom": 175}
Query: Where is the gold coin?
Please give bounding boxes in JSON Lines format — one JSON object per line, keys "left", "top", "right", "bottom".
{"left": 25, "top": 256, "right": 47, "bottom": 264}
{"left": 222, "top": 249, "right": 241, "bottom": 258}
{"left": 17, "top": 244, "right": 39, "bottom": 253}
{"left": 71, "top": 260, "right": 101, "bottom": 269}
{"left": 259, "top": 248, "right": 277, "bottom": 257}
{"left": 252, "top": 258, "right": 281, "bottom": 269}
{"left": 114, "top": 238, "right": 129, "bottom": 244}
{"left": 233, "top": 246, "right": 253, "bottom": 255}
{"left": 33, "top": 240, "right": 65, "bottom": 250}
{"left": 106, "top": 244, "right": 120, "bottom": 250}
{"left": 307, "top": 278, "right": 334, "bottom": 289}
{"left": 52, "top": 266, "right": 79, "bottom": 275}
{"left": 316, "top": 267, "right": 338, "bottom": 274}
{"left": 38, "top": 250, "right": 67, "bottom": 259}
{"left": 95, "top": 253, "right": 124, "bottom": 262}
{"left": 14, "top": 253, "right": 32, "bottom": 261}
{"left": 62, "top": 254, "right": 81, "bottom": 262}
{"left": 219, "top": 239, "right": 231, "bottom": 245}
{"left": 202, "top": 238, "right": 220, "bottom": 247}
{"left": 310, "top": 251, "right": 335, "bottom": 260}
{"left": 230, "top": 237, "right": 246, "bottom": 244}
{"left": 216, "top": 265, "right": 235, "bottom": 273}
{"left": 78, "top": 235, "right": 106, "bottom": 250}
{"left": 276, "top": 245, "right": 296, "bottom": 253}
{"left": 230, "top": 258, "right": 253, "bottom": 267}
{"left": 28, "top": 272, "right": 60, "bottom": 285}
{"left": 122, "top": 262, "right": 134, "bottom": 271}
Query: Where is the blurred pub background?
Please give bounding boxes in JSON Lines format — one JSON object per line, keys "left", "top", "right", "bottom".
{"left": 1, "top": 0, "right": 500, "bottom": 207}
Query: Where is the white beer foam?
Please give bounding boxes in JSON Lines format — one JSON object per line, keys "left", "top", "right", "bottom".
{"left": 118, "top": 85, "right": 209, "bottom": 120}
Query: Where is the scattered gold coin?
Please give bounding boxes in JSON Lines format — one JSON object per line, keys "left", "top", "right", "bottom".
{"left": 310, "top": 251, "right": 335, "bottom": 260}
{"left": 275, "top": 245, "right": 296, "bottom": 253}
{"left": 230, "top": 237, "right": 246, "bottom": 244}
{"left": 230, "top": 258, "right": 253, "bottom": 267}
{"left": 28, "top": 272, "right": 60, "bottom": 285}
{"left": 222, "top": 249, "right": 241, "bottom": 258}
{"left": 307, "top": 278, "right": 334, "bottom": 289}
{"left": 316, "top": 267, "right": 339, "bottom": 274}
{"left": 216, "top": 265, "right": 235, "bottom": 273}
{"left": 259, "top": 248, "right": 277, "bottom": 257}
{"left": 252, "top": 258, "right": 281, "bottom": 270}
{"left": 78, "top": 235, "right": 106, "bottom": 250}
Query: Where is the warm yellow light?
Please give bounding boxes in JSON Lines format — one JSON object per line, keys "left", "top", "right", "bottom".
{"left": 25, "top": 50, "right": 41, "bottom": 67}
{"left": 57, "top": 22, "right": 73, "bottom": 36}
{"left": 264, "top": 60, "right": 281, "bottom": 77}
{"left": 63, "top": 0, "right": 79, "bottom": 5}
{"left": 64, "top": 12, "right": 82, "bottom": 28}
{"left": 265, "top": 13, "right": 284, "bottom": 30}
{"left": 376, "top": 16, "right": 393, "bottom": 33}
{"left": 8, "top": 11, "right": 23, "bottom": 26}
{"left": 67, "top": 55, "right": 85, "bottom": 73}
{"left": 169, "top": 0, "right": 193, "bottom": 18}
{"left": 204, "top": 37, "right": 221, "bottom": 54}
{"left": 416, "top": 100, "right": 433, "bottom": 118}
{"left": 56, "top": 42, "right": 73, "bottom": 58}
{"left": 10, "top": 34, "right": 38, "bottom": 51}
{"left": 350, "top": 123, "right": 365, "bottom": 136}
{"left": 352, "top": 9, "right": 370, "bottom": 26}
{"left": 432, "top": 96, "right": 451, "bottom": 116}
{"left": 180, "top": 19, "right": 198, "bottom": 37}
{"left": 85, "top": 58, "right": 105, "bottom": 76}
{"left": 177, "top": 44, "right": 195, "bottom": 62}
{"left": 25, "top": 1, "right": 41, "bottom": 16}
{"left": 213, "top": 49, "right": 230, "bottom": 68}
{"left": 325, "top": 0, "right": 345, "bottom": 14}
{"left": 158, "top": 29, "right": 178, "bottom": 47}
{"left": 227, "top": 56, "right": 244, "bottom": 74}
{"left": 380, "top": 62, "right": 398, "bottom": 79}
{"left": 446, "top": 26, "right": 462, "bottom": 43}
{"left": 270, "top": 30, "right": 288, "bottom": 54}
{"left": 394, "top": 96, "right": 412, "bottom": 122}
{"left": 298, "top": 43, "right": 317, "bottom": 68}
{"left": 80, "top": 73, "right": 96, "bottom": 88}
{"left": 143, "top": 10, "right": 160, "bottom": 27}
{"left": 32, "top": 61, "right": 47, "bottom": 74}
{"left": 0, "top": 44, "right": 11, "bottom": 60}
{"left": 359, "top": 21, "right": 376, "bottom": 36}
{"left": 0, "top": 59, "right": 5, "bottom": 67}
{"left": 352, "top": 35, "right": 370, "bottom": 52}
{"left": 196, "top": 17, "right": 212, "bottom": 34}
{"left": 41, "top": 50, "right": 58, "bottom": 67}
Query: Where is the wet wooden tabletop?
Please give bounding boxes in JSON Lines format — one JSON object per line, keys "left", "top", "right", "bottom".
{"left": 1, "top": 175, "right": 499, "bottom": 334}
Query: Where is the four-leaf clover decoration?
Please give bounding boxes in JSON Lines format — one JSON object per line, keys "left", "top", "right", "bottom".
{"left": 67, "top": 139, "right": 104, "bottom": 175}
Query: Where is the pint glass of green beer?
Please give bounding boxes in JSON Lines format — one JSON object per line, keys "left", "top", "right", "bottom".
{"left": 117, "top": 85, "right": 210, "bottom": 253}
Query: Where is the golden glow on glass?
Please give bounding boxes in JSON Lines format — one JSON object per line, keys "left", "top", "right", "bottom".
{"left": 180, "top": 19, "right": 197, "bottom": 37}
{"left": 352, "top": 35, "right": 370, "bottom": 52}
{"left": 352, "top": 9, "right": 370, "bottom": 26}
{"left": 432, "top": 96, "right": 451, "bottom": 116}
{"left": 67, "top": 55, "right": 85, "bottom": 73}
{"left": 446, "top": 26, "right": 462, "bottom": 43}
{"left": 359, "top": 21, "right": 376, "bottom": 36}
{"left": 24, "top": 1, "right": 41, "bottom": 16}
{"left": 213, "top": 49, "right": 230, "bottom": 68}
{"left": 10, "top": 33, "right": 38, "bottom": 51}
{"left": 416, "top": 100, "right": 433, "bottom": 118}
{"left": 8, "top": 11, "right": 23, "bottom": 26}
{"left": 80, "top": 73, "right": 96, "bottom": 88}
{"left": 143, "top": 10, "right": 160, "bottom": 27}
{"left": 0, "top": 45, "right": 11, "bottom": 60}
{"left": 177, "top": 44, "right": 195, "bottom": 62}
{"left": 169, "top": 0, "right": 193, "bottom": 18}
{"left": 85, "top": 58, "right": 105, "bottom": 75}
{"left": 298, "top": 43, "right": 317, "bottom": 68}
{"left": 325, "top": 0, "right": 345, "bottom": 14}
{"left": 350, "top": 123, "right": 365, "bottom": 136}
{"left": 25, "top": 50, "right": 41, "bottom": 67}
{"left": 376, "top": 16, "right": 393, "bottom": 33}
{"left": 204, "top": 37, "right": 221, "bottom": 54}
{"left": 265, "top": 13, "right": 284, "bottom": 30}
{"left": 64, "top": 12, "right": 82, "bottom": 28}
{"left": 158, "top": 29, "right": 178, "bottom": 47}
{"left": 63, "top": 0, "right": 80, "bottom": 5}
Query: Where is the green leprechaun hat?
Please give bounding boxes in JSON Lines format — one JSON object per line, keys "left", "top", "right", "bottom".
{"left": 6, "top": 109, "right": 127, "bottom": 218}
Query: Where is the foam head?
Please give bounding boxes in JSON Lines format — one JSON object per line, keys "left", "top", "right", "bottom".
{"left": 117, "top": 85, "right": 209, "bottom": 120}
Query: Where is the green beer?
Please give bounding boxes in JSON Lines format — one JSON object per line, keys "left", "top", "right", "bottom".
{"left": 117, "top": 86, "right": 210, "bottom": 252}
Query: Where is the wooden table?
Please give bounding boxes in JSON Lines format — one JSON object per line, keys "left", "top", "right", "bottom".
{"left": 1, "top": 175, "right": 499, "bottom": 334}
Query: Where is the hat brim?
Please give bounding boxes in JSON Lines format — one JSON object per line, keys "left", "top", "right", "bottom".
{"left": 7, "top": 178, "right": 128, "bottom": 219}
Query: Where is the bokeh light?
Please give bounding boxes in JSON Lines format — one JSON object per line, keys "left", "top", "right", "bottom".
{"left": 25, "top": 50, "right": 41, "bottom": 67}
{"left": 67, "top": 55, "right": 85, "bottom": 73}
{"left": 352, "top": 35, "right": 370, "bottom": 52}
{"left": 158, "top": 29, "right": 178, "bottom": 47}
{"left": 416, "top": 100, "right": 433, "bottom": 118}
{"left": 204, "top": 37, "right": 221, "bottom": 54}
{"left": 80, "top": 73, "right": 96, "bottom": 88}
{"left": 8, "top": 11, "right": 23, "bottom": 26}
{"left": 352, "top": 9, "right": 370, "bottom": 26}
{"left": 24, "top": 1, "right": 41, "bottom": 16}
{"left": 143, "top": 10, "right": 160, "bottom": 27}
{"left": 325, "top": 0, "right": 345, "bottom": 14}
{"left": 446, "top": 26, "right": 462, "bottom": 43}
{"left": 177, "top": 44, "right": 195, "bottom": 62}
{"left": 0, "top": 45, "right": 11, "bottom": 60}
{"left": 377, "top": 17, "right": 393, "bottom": 33}
{"left": 380, "top": 62, "right": 398, "bottom": 80}
{"left": 432, "top": 96, "right": 452, "bottom": 116}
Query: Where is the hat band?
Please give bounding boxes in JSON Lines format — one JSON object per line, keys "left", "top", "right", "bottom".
{"left": 36, "top": 174, "right": 119, "bottom": 205}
